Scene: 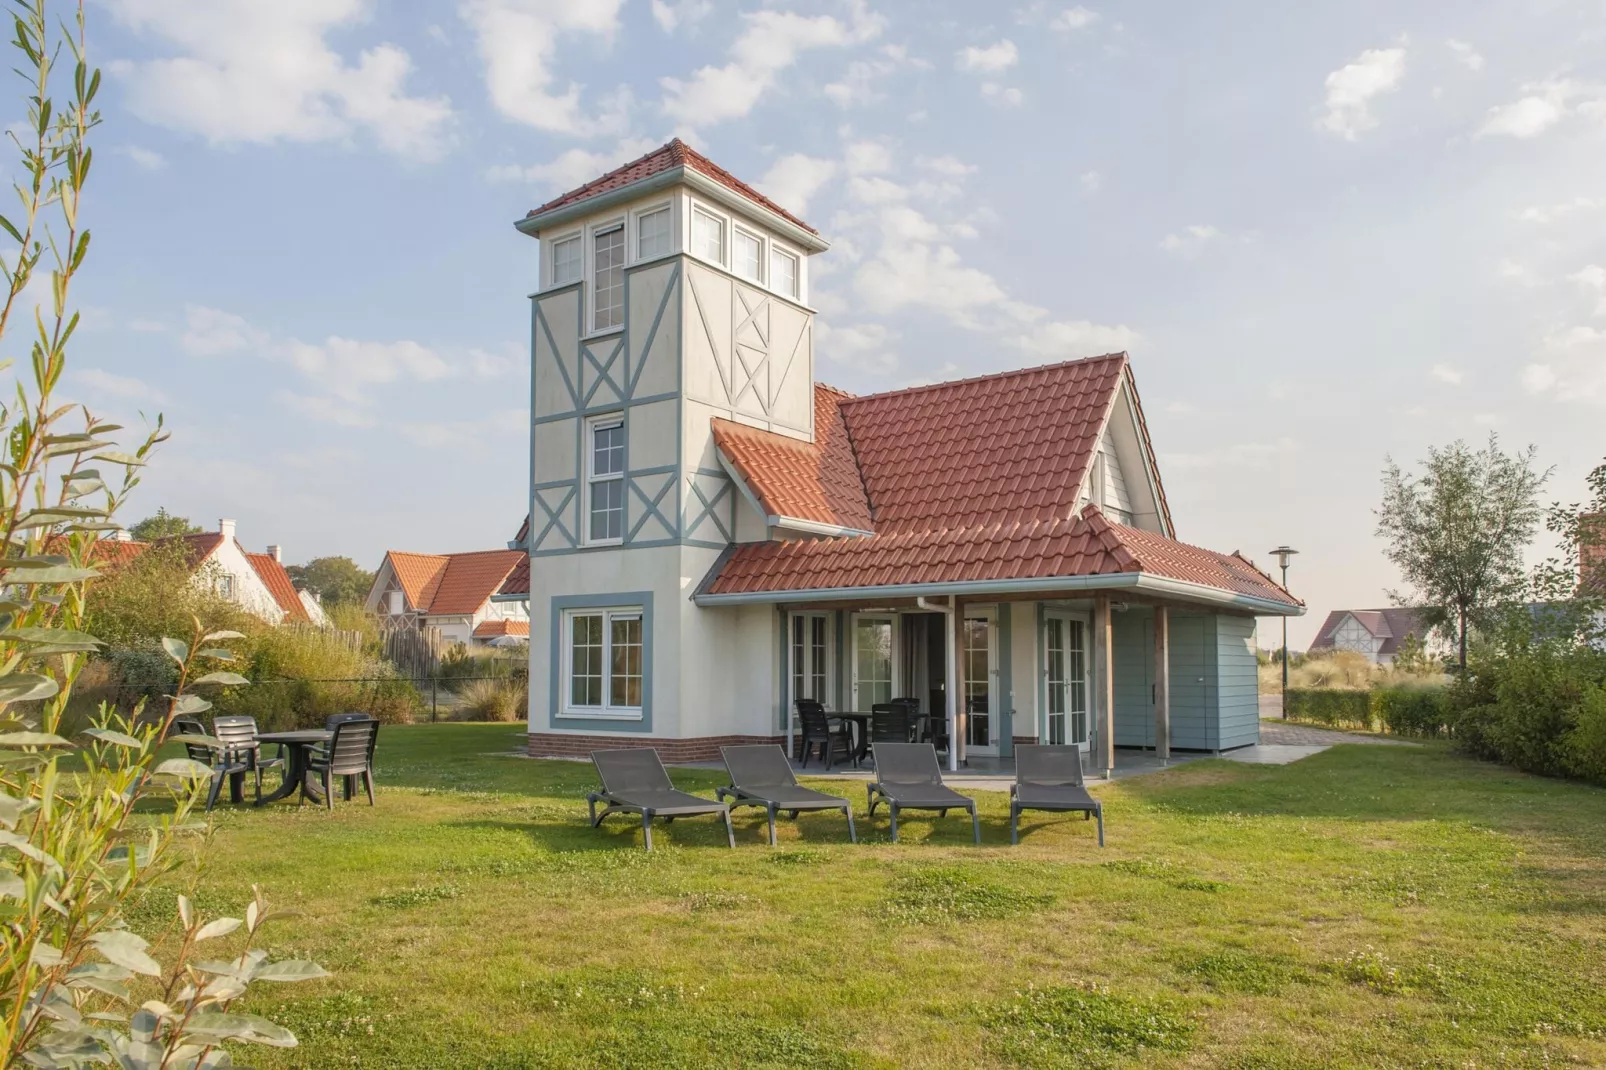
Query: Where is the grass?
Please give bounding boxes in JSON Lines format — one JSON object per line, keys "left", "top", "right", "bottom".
{"left": 141, "top": 724, "right": 1606, "bottom": 1068}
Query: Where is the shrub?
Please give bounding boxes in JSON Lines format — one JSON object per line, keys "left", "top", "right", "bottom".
{"left": 1284, "top": 688, "right": 1372, "bottom": 728}
{"left": 437, "top": 644, "right": 523, "bottom": 693}
{"left": 1447, "top": 642, "right": 1606, "bottom": 780}
{"left": 1372, "top": 686, "right": 1451, "bottom": 738}
{"left": 211, "top": 626, "right": 420, "bottom": 730}
{"left": 451, "top": 677, "right": 527, "bottom": 722}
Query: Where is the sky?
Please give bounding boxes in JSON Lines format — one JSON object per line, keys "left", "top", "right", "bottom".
{"left": 45, "top": 0, "right": 1606, "bottom": 648}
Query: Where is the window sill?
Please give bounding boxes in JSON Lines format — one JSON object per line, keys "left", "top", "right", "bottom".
{"left": 582, "top": 538, "right": 624, "bottom": 549}
{"left": 558, "top": 710, "right": 644, "bottom": 721}
{"left": 582, "top": 325, "right": 624, "bottom": 343}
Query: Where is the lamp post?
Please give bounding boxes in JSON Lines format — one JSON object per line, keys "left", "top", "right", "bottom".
{"left": 1268, "top": 546, "right": 1299, "bottom": 719}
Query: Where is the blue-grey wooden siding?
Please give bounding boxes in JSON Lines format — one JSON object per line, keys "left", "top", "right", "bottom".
{"left": 1112, "top": 609, "right": 1153, "bottom": 747}
{"left": 1215, "top": 614, "right": 1261, "bottom": 749}
{"left": 1165, "top": 612, "right": 1212, "bottom": 750}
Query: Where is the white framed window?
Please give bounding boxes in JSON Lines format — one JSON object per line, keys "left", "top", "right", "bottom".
{"left": 586, "top": 415, "right": 625, "bottom": 543}
{"left": 734, "top": 228, "right": 763, "bottom": 282}
{"left": 592, "top": 224, "right": 625, "bottom": 332}
{"left": 637, "top": 205, "right": 672, "bottom": 260}
{"left": 564, "top": 607, "right": 644, "bottom": 716}
{"left": 215, "top": 574, "right": 235, "bottom": 600}
{"left": 770, "top": 246, "right": 798, "bottom": 299}
{"left": 692, "top": 207, "right": 725, "bottom": 265}
{"left": 790, "top": 613, "right": 830, "bottom": 705}
{"left": 551, "top": 235, "right": 582, "bottom": 287}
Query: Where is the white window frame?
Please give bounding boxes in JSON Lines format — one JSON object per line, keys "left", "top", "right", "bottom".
{"left": 691, "top": 206, "right": 726, "bottom": 267}
{"left": 561, "top": 606, "right": 645, "bottom": 718}
{"left": 634, "top": 202, "right": 674, "bottom": 262}
{"left": 769, "top": 244, "right": 799, "bottom": 300}
{"left": 790, "top": 612, "right": 832, "bottom": 706}
{"left": 733, "top": 226, "right": 764, "bottom": 283}
{"left": 590, "top": 221, "right": 626, "bottom": 335}
{"left": 584, "top": 413, "right": 626, "bottom": 545}
{"left": 549, "top": 232, "right": 582, "bottom": 289}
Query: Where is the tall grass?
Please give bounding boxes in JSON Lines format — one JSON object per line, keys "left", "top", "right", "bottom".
{"left": 1260, "top": 650, "right": 1446, "bottom": 692}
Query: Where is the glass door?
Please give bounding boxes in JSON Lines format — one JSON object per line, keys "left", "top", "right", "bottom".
{"left": 851, "top": 615, "right": 895, "bottom": 710}
{"left": 790, "top": 613, "right": 830, "bottom": 704}
{"left": 1044, "top": 613, "right": 1088, "bottom": 751}
{"left": 963, "top": 611, "right": 999, "bottom": 755}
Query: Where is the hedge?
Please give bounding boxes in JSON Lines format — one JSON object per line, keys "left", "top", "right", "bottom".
{"left": 1284, "top": 686, "right": 1451, "bottom": 737}
{"left": 1284, "top": 688, "right": 1372, "bottom": 728}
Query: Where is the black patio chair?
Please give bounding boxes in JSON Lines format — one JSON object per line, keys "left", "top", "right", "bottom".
{"left": 1010, "top": 744, "right": 1103, "bottom": 846}
{"left": 869, "top": 702, "right": 912, "bottom": 748}
{"left": 891, "top": 697, "right": 922, "bottom": 740}
{"left": 865, "top": 742, "right": 980, "bottom": 844}
{"left": 212, "top": 715, "right": 285, "bottom": 800}
{"left": 324, "top": 711, "right": 370, "bottom": 730}
{"left": 306, "top": 716, "right": 379, "bottom": 809}
{"left": 797, "top": 700, "right": 854, "bottom": 770}
{"left": 172, "top": 717, "right": 250, "bottom": 811}
{"left": 586, "top": 748, "right": 734, "bottom": 852}
{"left": 716, "top": 744, "right": 856, "bottom": 846}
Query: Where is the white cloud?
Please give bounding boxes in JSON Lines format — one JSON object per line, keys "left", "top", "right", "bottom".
{"left": 956, "top": 40, "right": 1018, "bottom": 74}
{"left": 844, "top": 140, "right": 895, "bottom": 175}
{"left": 1446, "top": 39, "right": 1483, "bottom": 72}
{"left": 1430, "top": 363, "right": 1463, "bottom": 384}
{"left": 180, "top": 305, "right": 268, "bottom": 356}
{"left": 1079, "top": 169, "right": 1102, "bottom": 194}
{"left": 1316, "top": 47, "right": 1406, "bottom": 140}
{"left": 1519, "top": 197, "right": 1602, "bottom": 223}
{"left": 75, "top": 369, "right": 166, "bottom": 404}
{"left": 650, "top": 0, "right": 711, "bottom": 33}
{"left": 119, "top": 145, "right": 166, "bottom": 170}
{"left": 485, "top": 137, "right": 656, "bottom": 192}
{"left": 1051, "top": 7, "right": 1099, "bottom": 31}
{"left": 661, "top": 4, "right": 884, "bottom": 129}
{"left": 459, "top": 0, "right": 629, "bottom": 136}
{"left": 277, "top": 391, "right": 377, "bottom": 428}
{"left": 980, "top": 83, "right": 1024, "bottom": 107}
{"left": 108, "top": 0, "right": 452, "bottom": 160}
{"left": 1014, "top": 319, "right": 1136, "bottom": 357}
{"left": 816, "top": 320, "right": 899, "bottom": 372}
{"left": 1497, "top": 259, "right": 1540, "bottom": 286}
{"left": 1476, "top": 80, "right": 1582, "bottom": 139}
{"left": 1159, "top": 224, "right": 1222, "bottom": 257}
{"left": 1571, "top": 264, "right": 1606, "bottom": 316}
{"left": 1523, "top": 326, "right": 1606, "bottom": 404}
{"left": 918, "top": 155, "right": 977, "bottom": 178}
{"left": 823, "top": 44, "right": 927, "bottom": 108}
{"left": 758, "top": 154, "right": 839, "bottom": 218}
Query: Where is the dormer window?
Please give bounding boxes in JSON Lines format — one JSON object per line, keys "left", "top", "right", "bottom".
{"left": 593, "top": 225, "right": 624, "bottom": 331}
{"left": 637, "top": 206, "right": 672, "bottom": 259}
{"left": 770, "top": 247, "right": 798, "bottom": 298}
{"left": 692, "top": 208, "right": 725, "bottom": 265}
{"left": 734, "top": 229, "right": 763, "bottom": 282}
{"left": 552, "top": 236, "right": 581, "bottom": 287}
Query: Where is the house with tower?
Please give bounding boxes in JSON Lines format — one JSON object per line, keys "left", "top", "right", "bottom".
{"left": 506, "top": 139, "right": 1303, "bottom": 772}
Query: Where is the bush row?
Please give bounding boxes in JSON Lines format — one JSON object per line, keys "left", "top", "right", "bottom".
{"left": 1284, "top": 686, "right": 1451, "bottom": 737}
{"left": 1449, "top": 644, "right": 1606, "bottom": 783}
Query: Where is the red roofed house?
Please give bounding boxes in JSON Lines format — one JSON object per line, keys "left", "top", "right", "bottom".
{"left": 509, "top": 140, "right": 1303, "bottom": 770}
{"left": 1305, "top": 607, "right": 1438, "bottom": 664}
{"left": 364, "top": 549, "right": 528, "bottom": 647}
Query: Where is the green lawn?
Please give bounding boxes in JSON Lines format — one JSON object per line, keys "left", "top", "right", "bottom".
{"left": 147, "top": 724, "right": 1606, "bottom": 1068}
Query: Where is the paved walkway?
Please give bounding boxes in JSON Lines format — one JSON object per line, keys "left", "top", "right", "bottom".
{"left": 1258, "top": 722, "right": 1414, "bottom": 747}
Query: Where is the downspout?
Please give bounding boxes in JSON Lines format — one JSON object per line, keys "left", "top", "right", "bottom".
{"left": 917, "top": 596, "right": 959, "bottom": 773}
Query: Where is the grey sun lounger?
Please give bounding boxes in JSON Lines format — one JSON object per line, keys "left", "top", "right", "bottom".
{"left": 1010, "top": 745, "right": 1104, "bottom": 846}
{"left": 586, "top": 748, "right": 734, "bottom": 851}
{"left": 865, "top": 742, "right": 980, "bottom": 844}
{"left": 715, "top": 744, "right": 856, "bottom": 846}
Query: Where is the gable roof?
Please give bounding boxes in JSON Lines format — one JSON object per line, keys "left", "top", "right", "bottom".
{"left": 496, "top": 553, "right": 530, "bottom": 600}
{"left": 245, "top": 553, "right": 310, "bottom": 623}
{"left": 382, "top": 550, "right": 526, "bottom": 616}
{"left": 473, "top": 618, "right": 530, "bottom": 639}
{"left": 522, "top": 138, "right": 819, "bottom": 237}
{"left": 711, "top": 385, "right": 873, "bottom": 534}
{"left": 1308, "top": 607, "right": 1429, "bottom": 655}
{"left": 698, "top": 505, "right": 1298, "bottom": 611}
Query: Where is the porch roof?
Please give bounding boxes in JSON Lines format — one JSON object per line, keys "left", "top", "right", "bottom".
{"left": 693, "top": 505, "right": 1303, "bottom": 615}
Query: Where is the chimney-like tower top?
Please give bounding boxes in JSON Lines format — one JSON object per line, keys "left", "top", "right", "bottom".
{"left": 218, "top": 518, "right": 236, "bottom": 542}
{"left": 267, "top": 544, "right": 281, "bottom": 562}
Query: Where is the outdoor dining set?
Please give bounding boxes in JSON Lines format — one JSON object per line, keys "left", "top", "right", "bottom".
{"left": 172, "top": 713, "right": 381, "bottom": 811}
{"left": 585, "top": 736, "right": 1105, "bottom": 851}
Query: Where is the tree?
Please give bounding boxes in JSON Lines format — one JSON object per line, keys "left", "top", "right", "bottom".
{"left": 1376, "top": 435, "right": 1550, "bottom": 671}
{"left": 128, "top": 506, "right": 200, "bottom": 541}
{"left": 1527, "top": 455, "right": 1606, "bottom": 647}
{"left": 285, "top": 555, "right": 375, "bottom": 606}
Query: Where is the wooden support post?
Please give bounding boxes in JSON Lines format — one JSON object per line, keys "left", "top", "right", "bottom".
{"left": 953, "top": 596, "right": 967, "bottom": 768}
{"left": 1154, "top": 605, "right": 1170, "bottom": 764}
{"left": 1094, "top": 593, "right": 1114, "bottom": 779}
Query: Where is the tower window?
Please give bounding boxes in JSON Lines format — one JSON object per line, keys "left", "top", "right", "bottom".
{"left": 552, "top": 236, "right": 581, "bottom": 287}
{"left": 734, "top": 229, "right": 763, "bottom": 282}
{"left": 587, "top": 416, "right": 625, "bottom": 543}
{"left": 770, "top": 247, "right": 798, "bottom": 298}
{"left": 593, "top": 225, "right": 624, "bottom": 331}
{"left": 637, "top": 206, "right": 672, "bottom": 259}
{"left": 692, "top": 208, "right": 725, "bottom": 265}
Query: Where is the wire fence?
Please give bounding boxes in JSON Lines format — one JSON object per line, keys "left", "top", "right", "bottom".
{"left": 239, "top": 671, "right": 526, "bottom": 724}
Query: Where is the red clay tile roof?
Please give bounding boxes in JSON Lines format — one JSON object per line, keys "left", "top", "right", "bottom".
{"left": 711, "top": 385, "right": 873, "bottom": 532}
{"left": 386, "top": 550, "right": 526, "bottom": 615}
{"left": 701, "top": 506, "right": 1299, "bottom": 608}
{"left": 524, "top": 138, "right": 818, "bottom": 236}
{"left": 245, "top": 553, "right": 310, "bottom": 623}
{"left": 1308, "top": 607, "right": 1430, "bottom": 656}
{"left": 472, "top": 618, "right": 530, "bottom": 639}
{"left": 840, "top": 354, "right": 1130, "bottom": 534}
{"left": 497, "top": 554, "right": 530, "bottom": 599}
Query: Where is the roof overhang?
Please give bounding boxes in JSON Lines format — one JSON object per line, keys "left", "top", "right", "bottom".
{"left": 514, "top": 165, "right": 831, "bottom": 254}
{"left": 693, "top": 570, "right": 1305, "bottom": 616}
{"left": 714, "top": 450, "right": 873, "bottom": 540}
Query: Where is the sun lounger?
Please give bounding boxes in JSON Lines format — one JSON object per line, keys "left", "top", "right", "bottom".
{"left": 716, "top": 744, "right": 856, "bottom": 846}
{"left": 1010, "top": 744, "right": 1103, "bottom": 846}
{"left": 865, "top": 742, "right": 980, "bottom": 844}
{"left": 586, "top": 748, "right": 734, "bottom": 851}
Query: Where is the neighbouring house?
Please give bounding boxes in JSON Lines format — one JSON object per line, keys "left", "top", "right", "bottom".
{"left": 1306, "top": 607, "right": 1434, "bottom": 665}
{"left": 364, "top": 549, "right": 528, "bottom": 647}
{"left": 502, "top": 139, "right": 1304, "bottom": 770}
{"left": 85, "top": 519, "right": 323, "bottom": 627}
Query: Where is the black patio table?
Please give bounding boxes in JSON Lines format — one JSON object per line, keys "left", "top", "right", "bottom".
{"left": 254, "top": 730, "right": 332, "bottom": 806}
{"left": 829, "top": 713, "right": 872, "bottom": 765}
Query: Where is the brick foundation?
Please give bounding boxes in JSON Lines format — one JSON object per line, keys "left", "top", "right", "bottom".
{"left": 528, "top": 732, "right": 787, "bottom": 763}
{"left": 1011, "top": 735, "right": 1039, "bottom": 747}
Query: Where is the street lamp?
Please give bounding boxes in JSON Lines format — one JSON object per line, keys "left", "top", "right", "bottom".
{"left": 1268, "top": 546, "right": 1299, "bottom": 719}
